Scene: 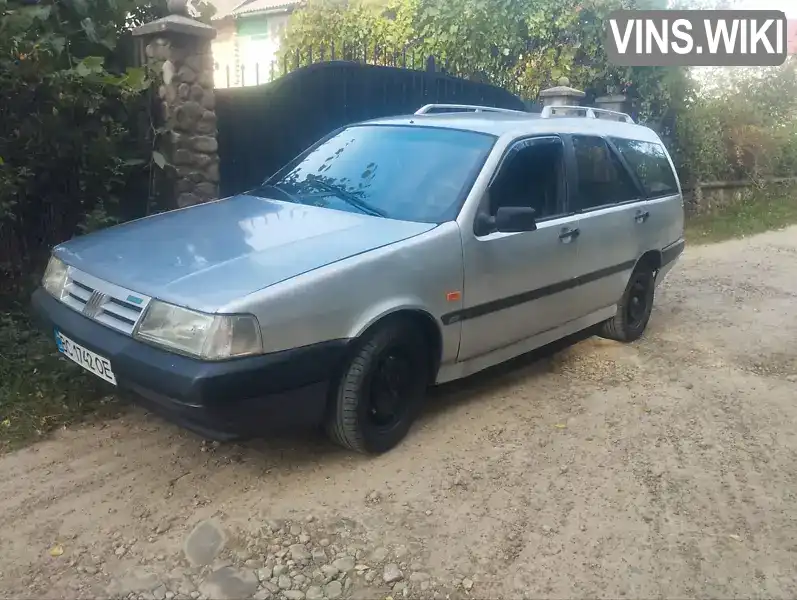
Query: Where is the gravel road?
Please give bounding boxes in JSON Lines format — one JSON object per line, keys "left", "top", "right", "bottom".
{"left": 2, "top": 226, "right": 797, "bottom": 600}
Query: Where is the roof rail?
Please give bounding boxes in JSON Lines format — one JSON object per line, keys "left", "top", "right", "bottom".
{"left": 414, "top": 103, "right": 528, "bottom": 116}
{"left": 540, "top": 105, "right": 634, "bottom": 123}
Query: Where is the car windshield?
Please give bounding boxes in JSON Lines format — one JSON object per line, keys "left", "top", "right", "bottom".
{"left": 257, "top": 124, "right": 496, "bottom": 223}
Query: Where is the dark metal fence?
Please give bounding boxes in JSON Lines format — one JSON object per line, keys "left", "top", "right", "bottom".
{"left": 216, "top": 56, "right": 528, "bottom": 197}
{"left": 217, "top": 43, "right": 450, "bottom": 88}
{"left": 214, "top": 42, "right": 540, "bottom": 100}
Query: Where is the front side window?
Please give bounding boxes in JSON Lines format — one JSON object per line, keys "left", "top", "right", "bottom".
{"left": 257, "top": 125, "right": 495, "bottom": 224}
{"left": 572, "top": 135, "right": 639, "bottom": 211}
{"left": 488, "top": 137, "right": 565, "bottom": 220}
{"left": 611, "top": 138, "right": 679, "bottom": 198}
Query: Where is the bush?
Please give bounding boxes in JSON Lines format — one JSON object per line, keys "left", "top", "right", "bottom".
{"left": 672, "top": 58, "right": 797, "bottom": 184}
{"left": 0, "top": 0, "right": 162, "bottom": 276}
{"left": 0, "top": 287, "right": 120, "bottom": 453}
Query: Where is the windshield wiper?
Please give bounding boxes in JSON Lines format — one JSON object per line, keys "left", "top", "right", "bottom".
{"left": 248, "top": 183, "right": 302, "bottom": 204}
{"left": 303, "top": 178, "right": 387, "bottom": 217}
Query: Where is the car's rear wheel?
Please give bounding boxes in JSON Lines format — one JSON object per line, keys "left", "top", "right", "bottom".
{"left": 325, "top": 320, "right": 429, "bottom": 454}
{"left": 599, "top": 266, "right": 655, "bottom": 343}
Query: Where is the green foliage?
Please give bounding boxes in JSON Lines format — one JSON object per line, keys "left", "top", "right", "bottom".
{"left": 0, "top": 0, "right": 168, "bottom": 446}
{"left": 280, "top": 0, "right": 418, "bottom": 66}
{"left": 0, "top": 285, "right": 120, "bottom": 453}
{"left": 0, "top": 0, "right": 215, "bottom": 271}
{"left": 0, "top": 0, "right": 158, "bottom": 272}
{"left": 685, "top": 183, "right": 797, "bottom": 244}
{"left": 0, "top": 0, "right": 222, "bottom": 449}
{"left": 280, "top": 0, "right": 688, "bottom": 124}
{"left": 673, "top": 58, "right": 797, "bottom": 183}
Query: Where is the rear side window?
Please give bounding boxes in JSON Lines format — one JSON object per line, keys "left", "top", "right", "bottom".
{"left": 611, "top": 138, "right": 678, "bottom": 198}
{"left": 571, "top": 135, "right": 640, "bottom": 210}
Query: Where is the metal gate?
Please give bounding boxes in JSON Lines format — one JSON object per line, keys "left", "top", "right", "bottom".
{"left": 215, "top": 59, "right": 526, "bottom": 197}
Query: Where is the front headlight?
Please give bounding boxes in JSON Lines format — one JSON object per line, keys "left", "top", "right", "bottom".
{"left": 134, "top": 300, "right": 263, "bottom": 361}
{"left": 42, "top": 256, "right": 69, "bottom": 299}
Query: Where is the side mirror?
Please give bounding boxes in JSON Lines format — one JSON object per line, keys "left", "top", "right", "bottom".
{"left": 495, "top": 206, "right": 537, "bottom": 233}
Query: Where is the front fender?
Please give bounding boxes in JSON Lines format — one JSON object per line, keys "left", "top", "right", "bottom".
{"left": 348, "top": 298, "right": 461, "bottom": 368}
{"left": 347, "top": 297, "right": 433, "bottom": 339}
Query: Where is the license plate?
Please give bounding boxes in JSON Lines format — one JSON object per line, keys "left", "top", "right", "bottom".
{"left": 55, "top": 330, "right": 117, "bottom": 385}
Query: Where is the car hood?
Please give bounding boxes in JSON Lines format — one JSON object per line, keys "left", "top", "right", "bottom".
{"left": 54, "top": 195, "right": 436, "bottom": 313}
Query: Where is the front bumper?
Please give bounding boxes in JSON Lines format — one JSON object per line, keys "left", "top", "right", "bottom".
{"left": 31, "top": 288, "right": 349, "bottom": 441}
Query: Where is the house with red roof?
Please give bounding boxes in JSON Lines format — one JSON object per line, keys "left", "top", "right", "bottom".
{"left": 210, "top": 0, "right": 302, "bottom": 88}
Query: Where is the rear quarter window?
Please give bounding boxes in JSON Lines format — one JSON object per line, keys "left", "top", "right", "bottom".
{"left": 610, "top": 138, "right": 679, "bottom": 198}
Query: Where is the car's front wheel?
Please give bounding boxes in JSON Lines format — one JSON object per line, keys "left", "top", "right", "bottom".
{"left": 325, "top": 320, "right": 430, "bottom": 454}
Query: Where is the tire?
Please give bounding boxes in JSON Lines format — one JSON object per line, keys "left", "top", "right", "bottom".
{"left": 599, "top": 266, "right": 656, "bottom": 343}
{"left": 325, "top": 320, "right": 430, "bottom": 454}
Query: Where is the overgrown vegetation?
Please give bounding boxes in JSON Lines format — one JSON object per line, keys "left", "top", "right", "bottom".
{"left": 686, "top": 184, "right": 797, "bottom": 245}
{"left": 0, "top": 0, "right": 157, "bottom": 276}
{"left": 0, "top": 288, "right": 119, "bottom": 454}
{"left": 674, "top": 60, "right": 797, "bottom": 184}
{"left": 0, "top": 0, "right": 156, "bottom": 451}
{"left": 0, "top": 0, "right": 214, "bottom": 276}
{"left": 0, "top": 0, "right": 218, "bottom": 450}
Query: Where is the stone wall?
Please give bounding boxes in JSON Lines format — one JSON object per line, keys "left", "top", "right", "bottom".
{"left": 684, "top": 178, "right": 797, "bottom": 216}
{"left": 145, "top": 35, "right": 220, "bottom": 208}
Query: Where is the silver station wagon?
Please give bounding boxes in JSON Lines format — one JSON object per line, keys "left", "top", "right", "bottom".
{"left": 33, "top": 103, "right": 685, "bottom": 454}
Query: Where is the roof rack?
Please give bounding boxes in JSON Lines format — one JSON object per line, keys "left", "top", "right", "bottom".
{"left": 414, "top": 103, "right": 528, "bottom": 116}
{"left": 540, "top": 105, "right": 634, "bottom": 123}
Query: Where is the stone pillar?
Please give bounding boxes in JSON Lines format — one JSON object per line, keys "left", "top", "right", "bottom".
{"left": 133, "top": 0, "right": 219, "bottom": 208}
{"left": 595, "top": 94, "right": 629, "bottom": 114}
{"left": 538, "top": 77, "right": 586, "bottom": 108}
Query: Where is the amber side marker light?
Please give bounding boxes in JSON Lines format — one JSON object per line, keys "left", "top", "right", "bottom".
{"left": 446, "top": 291, "right": 462, "bottom": 302}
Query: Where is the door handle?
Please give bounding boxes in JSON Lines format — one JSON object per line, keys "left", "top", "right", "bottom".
{"left": 635, "top": 210, "right": 650, "bottom": 223}
{"left": 559, "top": 227, "right": 580, "bottom": 242}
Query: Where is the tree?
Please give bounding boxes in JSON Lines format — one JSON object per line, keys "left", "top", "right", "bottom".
{"left": 280, "top": 0, "right": 689, "bottom": 126}
{"left": 673, "top": 57, "right": 797, "bottom": 182}
{"left": 279, "top": 0, "right": 418, "bottom": 66}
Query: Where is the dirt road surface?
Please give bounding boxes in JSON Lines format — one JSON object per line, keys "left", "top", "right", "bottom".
{"left": 2, "top": 227, "right": 797, "bottom": 600}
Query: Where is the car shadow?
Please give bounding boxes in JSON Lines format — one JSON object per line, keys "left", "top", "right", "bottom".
{"left": 222, "top": 326, "right": 599, "bottom": 465}
{"left": 422, "top": 326, "right": 598, "bottom": 420}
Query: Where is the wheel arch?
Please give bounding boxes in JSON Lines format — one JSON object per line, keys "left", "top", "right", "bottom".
{"left": 635, "top": 249, "right": 662, "bottom": 273}
{"left": 347, "top": 306, "right": 443, "bottom": 384}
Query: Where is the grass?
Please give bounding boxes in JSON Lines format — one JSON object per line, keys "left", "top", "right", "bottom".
{"left": 685, "top": 187, "right": 797, "bottom": 245}
{"left": 0, "top": 280, "right": 120, "bottom": 453}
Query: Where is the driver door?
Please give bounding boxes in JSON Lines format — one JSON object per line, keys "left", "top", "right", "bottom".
{"left": 458, "top": 135, "right": 582, "bottom": 361}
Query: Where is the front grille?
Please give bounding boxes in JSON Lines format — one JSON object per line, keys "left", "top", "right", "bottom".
{"left": 60, "top": 268, "right": 152, "bottom": 335}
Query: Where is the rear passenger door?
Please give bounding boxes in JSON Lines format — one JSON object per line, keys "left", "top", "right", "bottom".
{"left": 565, "top": 134, "right": 646, "bottom": 318}
{"left": 610, "top": 137, "right": 684, "bottom": 254}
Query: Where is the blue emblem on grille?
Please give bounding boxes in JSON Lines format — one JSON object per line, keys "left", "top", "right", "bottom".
{"left": 126, "top": 295, "right": 143, "bottom": 305}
